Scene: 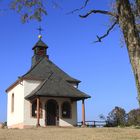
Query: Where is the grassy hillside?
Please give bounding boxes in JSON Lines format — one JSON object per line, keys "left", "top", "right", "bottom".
{"left": 0, "top": 127, "right": 140, "bottom": 140}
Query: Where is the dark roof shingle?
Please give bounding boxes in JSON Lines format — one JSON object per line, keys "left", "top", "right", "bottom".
{"left": 22, "top": 57, "right": 81, "bottom": 83}
{"left": 25, "top": 73, "right": 90, "bottom": 100}
{"left": 32, "top": 39, "right": 48, "bottom": 50}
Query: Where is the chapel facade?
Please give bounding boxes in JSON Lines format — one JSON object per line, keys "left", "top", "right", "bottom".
{"left": 6, "top": 36, "right": 90, "bottom": 129}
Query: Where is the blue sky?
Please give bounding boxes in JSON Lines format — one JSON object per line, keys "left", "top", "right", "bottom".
{"left": 0, "top": 0, "right": 139, "bottom": 122}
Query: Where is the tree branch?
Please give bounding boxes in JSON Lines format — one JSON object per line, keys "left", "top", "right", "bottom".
{"left": 80, "top": 9, "right": 118, "bottom": 18}
{"left": 136, "top": 0, "right": 140, "bottom": 15}
{"left": 67, "top": 0, "right": 90, "bottom": 14}
{"left": 94, "top": 20, "right": 118, "bottom": 43}
{"left": 136, "top": 24, "right": 140, "bottom": 32}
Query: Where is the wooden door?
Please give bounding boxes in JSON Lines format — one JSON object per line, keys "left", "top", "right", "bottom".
{"left": 46, "top": 100, "right": 58, "bottom": 125}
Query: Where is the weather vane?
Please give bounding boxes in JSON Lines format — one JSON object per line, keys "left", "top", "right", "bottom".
{"left": 37, "top": 26, "right": 43, "bottom": 39}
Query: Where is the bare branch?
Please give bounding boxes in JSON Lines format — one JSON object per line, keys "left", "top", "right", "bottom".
{"left": 136, "top": 0, "right": 140, "bottom": 15}
{"left": 80, "top": 9, "right": 118, "bottom": 18}
{"left": 52, "top": 1, "right": 62, "bottom": 9}
{"left": 67, "top": 0, "right": 90, "bottom": 15}
{"left": 94, "top": 20, "right": 118, "bottom": 43}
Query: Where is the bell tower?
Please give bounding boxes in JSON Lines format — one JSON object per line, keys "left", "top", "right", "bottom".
{"left": 32, "top": 27, "right": 49, "bottom": 67}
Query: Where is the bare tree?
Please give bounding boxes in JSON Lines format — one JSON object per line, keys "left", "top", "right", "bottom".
{"left": 68, "top": 0, "right": 140, "bottom": 105}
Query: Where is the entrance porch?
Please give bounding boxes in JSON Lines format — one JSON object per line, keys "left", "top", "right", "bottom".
{"left": 25, "top": 97, "right": 86, "bottom": 127}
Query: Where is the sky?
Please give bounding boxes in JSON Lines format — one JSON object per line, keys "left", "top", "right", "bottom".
{"left": 0, "top": 0, "right": 139, "bottom": 122}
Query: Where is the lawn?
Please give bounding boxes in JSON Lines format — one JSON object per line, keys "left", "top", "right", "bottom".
{"left": 0, "top": 127, "right": 140, "bottom": 140}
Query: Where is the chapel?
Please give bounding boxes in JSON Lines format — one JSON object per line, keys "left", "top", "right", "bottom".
{"left": 6, "top": 34, "right": 90, "bottom": 129}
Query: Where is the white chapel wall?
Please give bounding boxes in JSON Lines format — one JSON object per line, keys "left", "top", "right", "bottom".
{"left": 7, "top": 79, "right": 78, "bottom": 127}
{"left": 23, "top": 92, "right": 77, "bottom": 127}
{"left": 23, "top": 80, "right": 45, "bottom": 126}
{"left": 40, "top": 97, "right": 77, "bottom": 127}
{"left": 23, "top": 80, "right": 42, "bottom": 97}
{"left": 7, "top": 81, "right": 24, "bottom": 127}
{"left": 59, "top": 100, "right": 77, "bottom": 126}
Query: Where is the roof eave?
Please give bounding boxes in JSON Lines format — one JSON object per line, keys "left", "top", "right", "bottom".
{"left": 25, "top": 94, "right": 91, "bottom": 101}
{"left": 6, "top": 77, "right": 43, "bottom": 93}
{"left": 32, "top": 45, "right": 48, "bottom": 50}
{"left": 5, "top": 79, "right": 21, "bottom": 93}
{"left": 67, "top": 80, "right": 81, "bottom": 84}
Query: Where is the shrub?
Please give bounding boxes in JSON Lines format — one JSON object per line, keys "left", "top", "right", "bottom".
{"left": 107, "top": 106, "right": 126, "bottom": 127}
{"left": 127, "top": 109, "right": 140, "bottom": 126}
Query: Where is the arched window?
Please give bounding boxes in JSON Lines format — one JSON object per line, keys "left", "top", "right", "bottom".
{"left": 31, "top": 100, "right": 42, "bottom": 118}
{"left": 11, "top": 93, "right": 14, "bottom": 113}
{"left": 62, "top": 101, "right": 71, "bottom": 118}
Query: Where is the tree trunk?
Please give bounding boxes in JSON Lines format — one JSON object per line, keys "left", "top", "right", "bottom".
{"left": 116, "top": 0, "right": 140, "bottom": 105}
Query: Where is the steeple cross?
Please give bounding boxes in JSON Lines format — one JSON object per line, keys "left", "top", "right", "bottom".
{"left": 37, "top": 26, "right": 43, "bottom": 35}
{"left": 37, "top": 26, "right": 43, "bottom": 39}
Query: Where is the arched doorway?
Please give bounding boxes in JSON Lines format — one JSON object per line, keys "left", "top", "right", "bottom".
{"left": 45, "top": 99, "right": 59, "bottom": 125}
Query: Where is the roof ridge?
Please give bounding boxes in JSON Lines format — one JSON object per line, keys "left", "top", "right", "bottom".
{"left": 47, "top": 59, "right": 81, "bottom": 83}
{"left": 34, "top": 72, "right": 54, "bottom": 95}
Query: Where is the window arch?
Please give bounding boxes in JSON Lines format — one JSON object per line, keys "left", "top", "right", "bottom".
{"left": 11, "top": 93, "right": 14, "bottom": 113}
{"left": 61, "top": 101, "right": 71, "bottom": 118}
{"left": 31, "top": 100, "right": 42, "bottom": 118}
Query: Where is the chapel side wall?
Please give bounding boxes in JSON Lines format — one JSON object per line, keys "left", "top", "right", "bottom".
{"left": 23, "top": 80, "right": 44, "bottom": 126}
{"left": 7, "top": 82, "right": 24, "bottom": 128}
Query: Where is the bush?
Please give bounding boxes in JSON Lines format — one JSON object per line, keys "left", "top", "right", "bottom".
{"left": 0, "top": 122, "right": 7, "bottom": 129}
{"left": 107, "top": 106, "right": 126, "bottom": 127}
{"left": 127, "top": 109, "right": 140, "bottom": 126}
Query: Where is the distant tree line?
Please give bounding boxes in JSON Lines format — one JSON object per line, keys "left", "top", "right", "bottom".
{"left": 104, "top": 106, "right": 140, "bottom": 127}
